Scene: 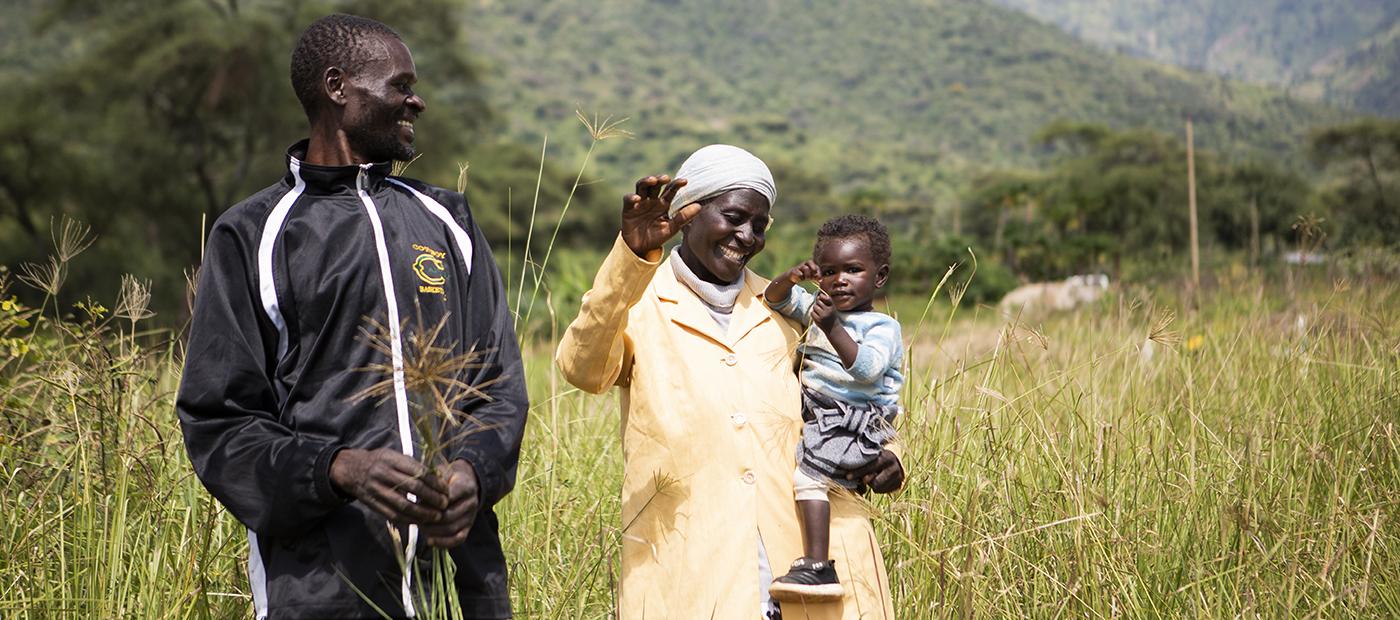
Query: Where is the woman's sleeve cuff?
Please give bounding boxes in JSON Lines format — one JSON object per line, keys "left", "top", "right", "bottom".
{"left": 596, "top": 234, "right": 662, "bottom": 304}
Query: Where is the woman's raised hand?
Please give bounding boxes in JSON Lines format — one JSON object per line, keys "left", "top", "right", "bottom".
{"left": 621, "top": 175, "right": 697, "bottom": 257}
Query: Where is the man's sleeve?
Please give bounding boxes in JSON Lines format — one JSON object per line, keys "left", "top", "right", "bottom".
{"left": 444, "top": 208, "right": 530, "bottom": 509}
{"left": 177, "top": 220, "right": 347, "bottom": 538}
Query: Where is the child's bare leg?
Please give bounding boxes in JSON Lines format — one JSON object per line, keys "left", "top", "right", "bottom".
{"left": 773, "top": 471, "right": 843, "bottom": 601}
{"left": 798, "top": 499, "right": 830, "bottom": 560}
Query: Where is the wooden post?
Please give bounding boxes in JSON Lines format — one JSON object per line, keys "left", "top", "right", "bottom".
{"left": 951, "top": 200, "right": 962, "bottom": 237}
{"left": 1186, "top": 119, "right": 1200, "bottom": 300}
{"left": 1248, "top": 194, "right": 1260, "bottom": 269}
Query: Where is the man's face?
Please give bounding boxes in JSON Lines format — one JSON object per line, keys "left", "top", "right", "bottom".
{"left": 342, "top": 36, "right": 426, "bottom": 163}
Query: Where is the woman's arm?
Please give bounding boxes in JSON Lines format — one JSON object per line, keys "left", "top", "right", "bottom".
{"left": 555, "top": 176, "right": 698, "bottom": 393}
{"left": 555, "top": 235, "right": 660, "bottom": 393}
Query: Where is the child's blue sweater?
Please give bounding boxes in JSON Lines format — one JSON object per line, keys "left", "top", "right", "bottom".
{"left": 768, "top": 286, "right": 903, "bottom": 406}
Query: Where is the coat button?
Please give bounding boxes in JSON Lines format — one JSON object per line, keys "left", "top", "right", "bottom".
{"left": 732, "top": 412, "right": 747, "bottom": 426}
{"left": 742, "top": 470, "right": 756, "bottom": 485}
{"left": 723, "top": 354, "right": 738, "bottom": 366}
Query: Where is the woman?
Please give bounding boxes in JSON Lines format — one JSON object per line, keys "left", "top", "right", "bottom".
{"left": 556, "top": 145, "right": 904, "bottom": 619}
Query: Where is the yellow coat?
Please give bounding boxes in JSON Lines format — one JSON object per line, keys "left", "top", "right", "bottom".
{"left": 556, "top": 236, "right": 896, "bottom": 619}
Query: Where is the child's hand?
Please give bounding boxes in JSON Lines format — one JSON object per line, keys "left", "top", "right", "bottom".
{"left": 786, "top": 260, "right": 820, "bottom": 284}
{"left": 811, "top": 291, "right": 839, "bottom": 332}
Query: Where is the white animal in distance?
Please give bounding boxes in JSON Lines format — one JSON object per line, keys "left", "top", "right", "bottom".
{"left": 999, "top": 274, "right": 1109, "bottom": 318}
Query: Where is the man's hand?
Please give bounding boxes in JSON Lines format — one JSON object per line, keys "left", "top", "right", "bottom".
{"left": 811, "top": 291, "right": 840, "bottom": 333}
{"left": 420, "top": 460, "right": 481, "bottom": 548}
{"left": 846, "top": 449, "right": 904, "bottom": 493}
{"left": 329, "top": 448, "right": 448, "bottom": 525}
{"left": 620, "top": 175, "right": 699, "bottom": 257}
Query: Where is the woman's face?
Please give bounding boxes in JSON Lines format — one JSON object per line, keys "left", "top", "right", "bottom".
{"left": 678, "top": 188, "right": 771, "bottom": 285}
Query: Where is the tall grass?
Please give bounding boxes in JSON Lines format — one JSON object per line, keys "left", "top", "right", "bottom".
{"left": 1, "top": 140, "right": 1397, "bottom": 617}
{"left": 0, "top": 240, "right": 248, "bottom": 618}
{"left": 499, "top": 270, "right": 1400, "bottom": 618}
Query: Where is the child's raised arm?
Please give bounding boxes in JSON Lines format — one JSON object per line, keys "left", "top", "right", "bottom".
{"left": 765, "top": 260, "right": 820, "bottom": 305}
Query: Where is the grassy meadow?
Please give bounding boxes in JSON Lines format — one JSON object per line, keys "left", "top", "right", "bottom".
{"left": 1, "top": 236, "right": 1396, "bottom": 619}
{"left": 3, "top": 2, "right": 1397, "bottom": 617}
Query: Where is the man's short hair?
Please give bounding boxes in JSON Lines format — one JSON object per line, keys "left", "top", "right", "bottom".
{"left": 290, "top": 14, "right": 401, "bottom": 118}
{"left": 815, "top": 214, "right": 892, "bottom": 265}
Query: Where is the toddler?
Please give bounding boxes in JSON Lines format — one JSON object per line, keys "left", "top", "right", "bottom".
{"left": 764, "top": 214, "right": 903, "bottom": 602}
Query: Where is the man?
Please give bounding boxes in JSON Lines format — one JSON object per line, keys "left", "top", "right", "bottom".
{"left": 177, "top": 14, "right": 527, "bottom": 619}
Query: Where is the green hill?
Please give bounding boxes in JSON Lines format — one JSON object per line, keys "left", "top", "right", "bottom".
{"left": 986, "top": 0, "right": 1400, "bottom": 116}
{"left": 1294, "top": 18, "right": 1400, "bottom": 116}
{"left": 464, "top": 0, "right": 1348, "bottom": 205}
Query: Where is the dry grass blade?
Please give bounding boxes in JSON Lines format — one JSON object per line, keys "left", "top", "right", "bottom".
{"left": 183, "top": 266, "right": 201, "bottom": 316}
{"left": 1147, "top": 309, "right": 1181, "bottom": 347}
{"left": 351, "top": 314, "right": 500, "bottom": 418}
{"left": 456, "top": 162, "right": 471, "bottom": 194}
{"left": 17, "top": 257, "right": 64, "bottom": 296}
{"left": 391, "top": 152, "right": 424, "bottom": 177}
{"left": 351, "top": 312, "right": 504, "bottom": 474}
{"left": 575, "top": 109, "right": 633, "bottom": 142}
{"left": 114, "top": 275, "right": 155, "bottom": 323}
{"left": 53, "top": 216, "right": 95, "bottom": 263}
{"left": 947, "top": 247, "right": 979, "bottom": 308}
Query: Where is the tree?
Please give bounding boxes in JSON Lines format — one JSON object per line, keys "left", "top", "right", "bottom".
{"left": 1033, "top": 120, "right": 1110, "bottom": 158}
{"left": 1207, "top": 160, "right": 1310, "bottom": 265}
{"left": 962, "top": 169, "right": 1043, "bottom": 268}
{"left": 1308, "top": 119, "right": 1400, "bottom": 244}
{"left": 0, "top": 0, "right": 491, "bottom": 317}
{"left": 1035, "top": 127, "right": 1192, "bottom": 273}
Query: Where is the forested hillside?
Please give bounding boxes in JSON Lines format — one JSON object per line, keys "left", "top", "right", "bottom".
{"left": 987, "top": 0, "right": 1400, "bottom": 116}
{"left": 465, "top": 0, "right": 1346, "bottom": 206}
{"left": 0, "top": 0, "right": 1376, "bottom": 318}
{"left": 1295, "top": 18, "right": 1400, "bottom": 116}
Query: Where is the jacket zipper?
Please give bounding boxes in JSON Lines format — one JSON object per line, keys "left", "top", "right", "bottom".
{"left": 357, "top": 165, "right": 419, "bottom": 617}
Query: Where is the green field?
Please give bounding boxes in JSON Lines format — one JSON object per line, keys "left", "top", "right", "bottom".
{"left": 2, "top": 252, "right": 1397, "bottom": 617}
{"left": 2, "top": 1, "right": 1397, "bottom": 616}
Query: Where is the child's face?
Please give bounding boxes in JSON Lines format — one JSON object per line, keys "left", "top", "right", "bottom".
{"left": 813, "top": 235, "right": 889, "bottom": 312}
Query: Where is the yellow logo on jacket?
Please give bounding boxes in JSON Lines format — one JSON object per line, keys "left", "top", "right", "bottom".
{"left": 412, "top": 243, "right": 447, "bottom": 296}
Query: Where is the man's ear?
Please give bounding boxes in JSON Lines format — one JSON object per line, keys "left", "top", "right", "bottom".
{"left": 324, "top": 66, "right": 347, "bottom": 106}
{"left": 875, "top": 263, "right": 890, "bottom": 289}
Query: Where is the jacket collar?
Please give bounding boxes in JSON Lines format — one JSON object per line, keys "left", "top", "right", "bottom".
{"left": 284, "top": 139, "right": 394, "bottom": 193}
{"left": 655, "top": 252, "right": 772, "bottom": 352}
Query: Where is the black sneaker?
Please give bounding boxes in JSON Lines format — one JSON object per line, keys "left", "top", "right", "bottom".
{"left": 769, "top": 558, "right": 842, "bottom": 602}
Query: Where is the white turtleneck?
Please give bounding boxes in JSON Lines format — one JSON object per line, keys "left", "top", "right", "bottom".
{"left": 670, "top": 247, "right": 744, "bottom": 333}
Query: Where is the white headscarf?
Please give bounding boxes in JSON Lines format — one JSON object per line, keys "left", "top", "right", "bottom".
{"left": 668, "top": 144, "right": 777, "bottom": 216}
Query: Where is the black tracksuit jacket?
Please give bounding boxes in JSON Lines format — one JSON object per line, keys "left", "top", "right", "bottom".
{"left": 177, "top": 141, "right": 528, "bottom": 619}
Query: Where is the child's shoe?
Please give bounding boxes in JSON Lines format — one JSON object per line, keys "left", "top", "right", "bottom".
{"left": 769, "top": 558, "right": 842, "bottom": 602}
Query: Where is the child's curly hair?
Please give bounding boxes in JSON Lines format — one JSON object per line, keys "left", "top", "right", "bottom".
{"left": 815, "top": 214, "right": 891, "bottom": 265}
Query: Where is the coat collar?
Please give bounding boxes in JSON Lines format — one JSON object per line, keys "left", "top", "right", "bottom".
{"left": 655, "top": 253, "right": 772, "bottom": 352}
{"left": 284, "top": 139, "right": 394, "bottom": 194}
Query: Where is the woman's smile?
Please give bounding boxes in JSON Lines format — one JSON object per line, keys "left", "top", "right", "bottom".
{"left": 679, "top": 188, "right": 771, "bottom": 285}
{"left": 717, "top": 244, "right": 752, "bottom": 265}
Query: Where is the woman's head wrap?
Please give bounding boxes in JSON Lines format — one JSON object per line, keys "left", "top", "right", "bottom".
{"left": 668, "top": 144, "right": 777, "bottom": 216}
